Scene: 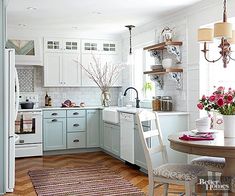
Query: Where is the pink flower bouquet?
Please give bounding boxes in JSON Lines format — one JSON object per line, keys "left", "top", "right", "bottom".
{"left": 197, "top": 86, "right": 235, "bottom": 115}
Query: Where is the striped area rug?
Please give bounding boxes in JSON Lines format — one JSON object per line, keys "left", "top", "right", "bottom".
{"left": 28, "top": 165, "right": 145, "bottom": 196}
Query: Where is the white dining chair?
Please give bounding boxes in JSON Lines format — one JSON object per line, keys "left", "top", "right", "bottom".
{"left": 136, "top": 110, "right": 207, "bottom": 196}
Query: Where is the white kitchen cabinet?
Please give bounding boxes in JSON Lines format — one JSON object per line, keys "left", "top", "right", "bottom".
{"left": 81, "top": 53, "right": 122, "bottom": 86}
{"left": 44, "top": 37, "right": 81, "bottom": 87}
{"left": 44, "top": 53, "right": 63, "bottom": 86}
{"left": 44, "top": 53, "right": 81, "bottom": 87}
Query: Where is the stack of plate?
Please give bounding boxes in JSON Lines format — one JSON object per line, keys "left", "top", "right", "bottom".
{"left": 195, "top": 117, "right": 210, "bottom": 132}
{"left": 151, "top": 65, "right": 163, "bottom": 70}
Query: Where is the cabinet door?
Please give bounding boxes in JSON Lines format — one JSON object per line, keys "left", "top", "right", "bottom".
{"left": 99, "top": 54, "right": 122, "bottom": 86}
{"left": 111, "top": 125, "right": 120, "bottom": 156}
{"left": 81, "top": 40, "right": 100, "bottom": 54}
{"left": 87, "top": 110, "right": 100, "bottom": 147}
{"left": 63, "top": 39, "right": 80, "bottom": 53}
{"left": 44, "top": 38, "right": 63, "bottom": 52}
{"left": 134, "top": 128, "right": 147, "bottom": 169}
{"left": 44, "top": 52, "right": 63, "bottom": 86}
{"left": 63, "top": 54, "right": 81, "bottom": 86}
{"left": 81, "top": 53, "right": 96, "bottom": 86}
{"left": 43, "top": 118, "right": 66, "bottom": 151}
{"left": 103, "top": 124, "right": 112, "bottom": 152}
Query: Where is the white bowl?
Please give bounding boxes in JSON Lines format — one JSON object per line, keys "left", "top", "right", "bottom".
{"left": 162, "top": 58, "right": 172, "bottom": 68}
{"left": 196, "top": 124, "right": 210, "bottom": 132}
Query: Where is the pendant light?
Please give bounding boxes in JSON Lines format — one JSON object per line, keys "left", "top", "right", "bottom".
{"left": 125, "top": 25, "right": 135, "bottom": 55}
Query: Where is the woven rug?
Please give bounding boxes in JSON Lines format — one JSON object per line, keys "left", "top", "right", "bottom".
{"left": 28, "top": 165, "right": 145, "bottom": 196}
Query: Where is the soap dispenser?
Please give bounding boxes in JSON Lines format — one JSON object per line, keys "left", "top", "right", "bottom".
{"left": 118, "top": 92, "right": 124, "bottom": 107}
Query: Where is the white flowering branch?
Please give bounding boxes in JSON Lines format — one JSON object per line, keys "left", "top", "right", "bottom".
{"left": 74, "top": 54, "right": 124, "bottom": 92}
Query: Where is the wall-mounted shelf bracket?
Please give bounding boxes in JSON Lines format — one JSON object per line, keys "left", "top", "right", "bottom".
{"left": 150, "top": 75, "right": 164, "bottom": 90}
{"left": 166, "top": 45, "right": 181, "bottom": 63}
{"left": 169, "top": 72, "right": 183, "bottom": 90}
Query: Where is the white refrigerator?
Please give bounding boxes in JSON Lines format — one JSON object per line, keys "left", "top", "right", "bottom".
{"left": 4, "top": 49, "right": 19, "bottom": 192}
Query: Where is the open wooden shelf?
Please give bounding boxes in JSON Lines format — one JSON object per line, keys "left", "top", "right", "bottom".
{"left": 143, "top": 41, "right": 183, "bottom": 51}
{"left": 143, "top": 67, "right": 183, "bottom": 75}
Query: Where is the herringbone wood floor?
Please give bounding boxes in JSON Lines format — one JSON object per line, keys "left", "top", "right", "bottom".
{"left": 5, "top": 151, "right": 216, "bottom": 196}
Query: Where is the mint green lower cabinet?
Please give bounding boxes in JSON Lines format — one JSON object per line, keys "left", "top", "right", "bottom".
{"left": 87, "top": 110, "right": 100, "bottom": 147}
{"left": 103, "top": 123, "right": 120, "bottom": 156}
{"left": 67, "top": 132, "right": 86, "bottom": 148}
{"left": 111, "top": 125, "right": 120, "bottom": 156}
{"left": 43, "top": 118, "right": 66, "bottom": 151}
{"left": 103, "top": 123, "right": 112, "bottom": 152}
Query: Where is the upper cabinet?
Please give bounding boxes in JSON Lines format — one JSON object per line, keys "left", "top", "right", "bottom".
{"left": 81, "top": 39, "right": 117, "bottom": 54}
{"left": 44, "top": 38, "right": 80, "bottom": 53}
{"left": 6, "top": 37, "right": 43, "bottom": 66}
{"left": 44, "top": 38, "right": 81, "bottom": 87}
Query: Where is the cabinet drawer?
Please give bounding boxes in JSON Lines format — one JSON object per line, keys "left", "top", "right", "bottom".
{"left": 43, "top": 110, "right": 66, "bottom": 118}
{"left": 67, "top": 110, "right": 85, "bottom": 118}
{"left": 67, "top": 118, "right": 85, "bottom": 132}
{"left": 67, "top": 132, "right": 86, "bottom": 148}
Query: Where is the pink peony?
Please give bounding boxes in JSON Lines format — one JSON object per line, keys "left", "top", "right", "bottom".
{"left": 209, "top": 95, "right": 216, "bottom": 102}
{"left": 217, "top": 86, "right": 225, "bottom": 92}
{"left": 197, "top": 103, "right": 204, "bottom": 110}
{"left": 217, "top": 98, "right": 224, "bottom": 107}
{"left": 201, "top": 95, "right": 206, "bottom": 100}
{"left": 227, "top": 94, "right": 233, "bottom": 103}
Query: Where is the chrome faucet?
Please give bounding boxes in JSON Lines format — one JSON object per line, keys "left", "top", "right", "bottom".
{"left": 123, "top": 87, "right": 140, "bottom": 108}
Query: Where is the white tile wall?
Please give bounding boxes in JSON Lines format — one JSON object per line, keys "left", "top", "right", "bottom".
{"left": 19, "top": 66, "right": 121, "bottom": 107}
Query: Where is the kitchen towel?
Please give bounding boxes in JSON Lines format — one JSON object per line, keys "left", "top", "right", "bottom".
{"left": 23, "top": 113, "right": 33, "bottom": 133}
{"left": 15, "top": 113, "right": 21, "bottom": 133}
{"left": 179, "top": 134, "right": 214, "bottom": 141}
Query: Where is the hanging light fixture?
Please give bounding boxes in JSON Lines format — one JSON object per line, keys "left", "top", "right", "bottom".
{"left": 198, "top": 0, "right": 235, "bottom": 68}
{"left": 125, "top": 25, "right": 135, "bottom": 55}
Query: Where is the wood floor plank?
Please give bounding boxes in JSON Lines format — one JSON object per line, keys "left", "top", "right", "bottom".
{"left": 5, "top": 151, "right": 215, "bottom": 196}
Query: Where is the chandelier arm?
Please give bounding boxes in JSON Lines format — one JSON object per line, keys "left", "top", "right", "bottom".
{"left": 229, "top": 55, "right": 235, "bottom": 61}
{"left": 203, "top": 51, "right": 222, "bottom": 63}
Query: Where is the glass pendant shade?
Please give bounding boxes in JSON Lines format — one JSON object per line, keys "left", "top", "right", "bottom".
{"left": 228, "top": 30, "right": 235, "bottom": 44}
{"left": 214, "top": 22, "right": 232, "bottom": 39}
{"left": 198, "top": 28, "right": 213, "bottom": 42}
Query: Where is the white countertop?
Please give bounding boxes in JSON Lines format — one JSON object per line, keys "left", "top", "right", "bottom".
{"left": 18, "top": 106, "right": 188, "bottom": 116}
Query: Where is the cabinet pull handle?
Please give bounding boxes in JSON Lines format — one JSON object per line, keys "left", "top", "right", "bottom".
{"left": 73, "top": 112, "right": 79, "bottom": 115}
{"left": 73, "top": 139, "right": 80, "bottom": 143}
{"left": 73, "top": 123, "right": 80, "bottom": 127}
{"left": 19, "top": 140, "right": 24, "bottom": 144}
{"left": 52, "top": 119, "right": 57, "bottom": 122}
{"left": 51, "top": 113, "right": 58, "bottom": 116}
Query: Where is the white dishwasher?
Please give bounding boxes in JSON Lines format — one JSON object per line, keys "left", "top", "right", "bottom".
{"left": 120, "top": 112, "right": 135, "bottom": 164}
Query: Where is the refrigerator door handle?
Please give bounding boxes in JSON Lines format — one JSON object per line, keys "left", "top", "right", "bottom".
{"left": 15, "top": 67, "right": 19, "bottom": 120}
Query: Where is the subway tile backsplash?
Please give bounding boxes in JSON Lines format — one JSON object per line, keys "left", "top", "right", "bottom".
{"left": 18, "top": 66, "right": 121, "bottom": 107}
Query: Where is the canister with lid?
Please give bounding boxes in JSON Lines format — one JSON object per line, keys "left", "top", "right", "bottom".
{"left": 152, "top": 96, "right": 161, "bottom": 111}
{"left": 161, "top": 96, "right": 172, "bottom": 111}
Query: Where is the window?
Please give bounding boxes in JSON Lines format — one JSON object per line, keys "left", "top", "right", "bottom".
{"left": 207, "top": 41, "right": 235, "bottom": 93}
{"left": 132, "top": 47, "right": 155, "bottom": 100}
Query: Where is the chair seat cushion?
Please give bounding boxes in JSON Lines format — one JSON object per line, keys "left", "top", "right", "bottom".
{"left": 153, "top": 163, "right": 207, "bottom": 181}
{"left": 191, "top": 156, "right": 225, "bottom": 172}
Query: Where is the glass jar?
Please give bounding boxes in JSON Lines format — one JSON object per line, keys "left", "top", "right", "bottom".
{"left": 152, "top": 96, "right": 161, "bottom": 111}
{"left": 161, "top": 96, "right": 173, "bottom": 111}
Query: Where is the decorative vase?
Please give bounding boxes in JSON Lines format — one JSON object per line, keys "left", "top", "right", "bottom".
{"left": 223, "top": 115, "right": 235, "bottom": 138}
{"left": 101, "top": 90, "right": 111, "bottom": 107}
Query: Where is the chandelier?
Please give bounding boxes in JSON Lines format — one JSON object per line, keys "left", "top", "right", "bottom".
{"left": 198, "top": 0, "right": 235, "bottom": 68}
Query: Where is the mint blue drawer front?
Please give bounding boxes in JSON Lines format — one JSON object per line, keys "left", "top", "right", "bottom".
{"left": 43, "top": 110, "right": 66, "bottom": 118}
{"left": 67, "top": 118, "right": 85, "bottom": 132}
{"left": 67, "top": 110, "right": 85, "bottom": 118}
{"left": 67, "top": 132, "right": 86, "bottom": 148}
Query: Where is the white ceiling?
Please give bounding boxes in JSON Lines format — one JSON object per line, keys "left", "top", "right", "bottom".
{"left": 7, "top": 0, "right": 203, "bottom": 35}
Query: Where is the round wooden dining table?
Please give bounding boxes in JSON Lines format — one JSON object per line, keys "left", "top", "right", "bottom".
{"left": 168, "top": 130, "right": 235, "bottom": 193}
